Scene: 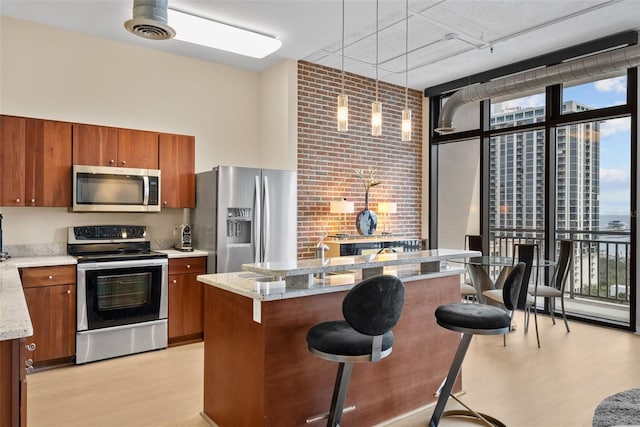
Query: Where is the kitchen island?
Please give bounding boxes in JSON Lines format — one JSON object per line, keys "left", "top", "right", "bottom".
{"left": 197, "top": 249, "right": 478, "bottom": 427}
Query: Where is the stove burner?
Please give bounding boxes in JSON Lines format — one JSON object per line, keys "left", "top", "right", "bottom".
{"left": 67, "top": 225, "right": 167, "bottom": 262}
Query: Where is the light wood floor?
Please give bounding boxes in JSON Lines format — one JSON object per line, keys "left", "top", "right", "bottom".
{"left": 28, "top": 311, "right": 640, "bottom": 427}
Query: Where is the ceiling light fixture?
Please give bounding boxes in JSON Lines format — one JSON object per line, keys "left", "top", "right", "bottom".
{"left": 401, "top": 0, "right": 412, "bottom": 142}
{"left": 167, "top": 9, "right": 282, "bottom": 59}
{"left": 337, "top": 0, "right": 349, "bottom": 132}
{"left": 371, "top": 0, "right": 382, "bottom": 137}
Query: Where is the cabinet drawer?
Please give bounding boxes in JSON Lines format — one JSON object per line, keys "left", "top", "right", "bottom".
{"left": 20, "top": 265, "right": 76, "bottom": 288}
{"left": 168, "top": 257, "right": 206, "bottom": 275}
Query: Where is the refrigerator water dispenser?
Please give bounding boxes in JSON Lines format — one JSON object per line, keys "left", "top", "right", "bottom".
{"left": 227, "top": 208, "right": 252, "bottom": 244}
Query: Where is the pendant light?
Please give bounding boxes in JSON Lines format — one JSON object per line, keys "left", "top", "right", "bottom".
{"left": 337, "top": 0, "right": 348, "bottom": 132}
{"left": 371, "top": 0, "right": 382, "bottom": 136}
{"left": 401, "top": 0, "right": 412, "bottom": 142}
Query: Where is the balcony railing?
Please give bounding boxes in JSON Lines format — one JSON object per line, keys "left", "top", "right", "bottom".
{"left": 489, "top": 228, "right": 631, "bottom": 307}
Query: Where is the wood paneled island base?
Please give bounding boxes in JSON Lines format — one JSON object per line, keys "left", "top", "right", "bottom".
{"left": 202, "top": 274, "right": 462, "bottom": 427}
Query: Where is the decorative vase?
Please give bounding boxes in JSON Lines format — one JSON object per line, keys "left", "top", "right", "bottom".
{"left": 356, "top": 189, "right": 378, "bottom": 235}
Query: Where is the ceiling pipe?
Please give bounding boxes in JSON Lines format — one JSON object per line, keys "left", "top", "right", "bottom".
{"left": 435, "top": 43, "right": 640, "bottom": 134}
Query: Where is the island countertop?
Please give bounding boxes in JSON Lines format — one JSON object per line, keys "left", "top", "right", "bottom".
{"left": 197, "top": 248, "right": 478, "bottom": 301}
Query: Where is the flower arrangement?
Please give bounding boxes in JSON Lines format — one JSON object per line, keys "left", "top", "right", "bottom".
{"left": 355, "top": 169, "right": 382, "bottom": 194}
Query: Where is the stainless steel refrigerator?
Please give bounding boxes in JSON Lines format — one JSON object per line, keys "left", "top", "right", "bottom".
{"left": 192, "top": 166, "right": 297, "bottom": 273}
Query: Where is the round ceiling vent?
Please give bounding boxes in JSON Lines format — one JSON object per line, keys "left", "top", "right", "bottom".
{"left": 124, "top": 18, "right": 175, "bottom": 40}
{"left": 124, "top": 0, "right": 175, "bottom": 41}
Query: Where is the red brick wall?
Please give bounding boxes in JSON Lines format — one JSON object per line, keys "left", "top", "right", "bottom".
{"left": 297, "top": 60, "right": 423, "bottom": 259}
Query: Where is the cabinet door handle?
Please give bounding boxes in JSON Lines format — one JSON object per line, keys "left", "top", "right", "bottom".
{"left": 163, "top": 201, "right": 168, "bottom": 206}
{"left": 15, "top": 198, "right": 20, "bottom": 203}
{"left": 172, "top": 279, "right": 177, "bottom": 284}
{"left": 187, "top": 264, "right": 191, "bottom": 269}
{"left": 109, "top": 159, "right": 115, "bottom": 165}
{"left": 48, "top": 275, "right": 53, "bottom": 280}
{"left": 67, "top": 289, "right": 71, "bottom": 295}
{"left": 26, "top": 343, "right": 36, "bottom": 352}
{"left": 122, "top": 160, "right": 127, "bottom": 165}
{"left": 31, "top": 198, "right": 35, "bottom": 204}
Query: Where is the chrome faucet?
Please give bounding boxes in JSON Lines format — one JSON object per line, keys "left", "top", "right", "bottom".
{"left": 315, "top": 234, "right": 330, "bottom": 279}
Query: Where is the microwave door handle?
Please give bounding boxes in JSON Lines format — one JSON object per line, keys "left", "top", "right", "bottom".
{"left": 254, "top": 175, "right": 261, "bottom": 263}
{"left": 262, "top": 176, "right": 270, "bottom": 262}
{"left": 142, "top": 176, "right": 149, "bottom": 206}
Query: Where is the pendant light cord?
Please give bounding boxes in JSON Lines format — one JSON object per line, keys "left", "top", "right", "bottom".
{"left": 375, "top": 0, "right": 379, "bottom": 101}
{"left": 341, "top": 0, "right": 345, "bottom": 94}
{"left": 405, "top": 0, "right": 408, "bottom": 110}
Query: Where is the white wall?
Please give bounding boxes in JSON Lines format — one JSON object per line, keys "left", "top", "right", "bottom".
{"left": 258, "top": 60, "right": 298, "bottom": 171}
{"left": 0, "top": 16, "right": 296, "bottom": 248}
{"left": 436, "top": 139, "right": 481, "bottom": 249}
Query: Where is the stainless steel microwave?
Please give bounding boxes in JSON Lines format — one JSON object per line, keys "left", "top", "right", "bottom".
{"left": 72, "top": 165, "right": 161, "bottom": 212}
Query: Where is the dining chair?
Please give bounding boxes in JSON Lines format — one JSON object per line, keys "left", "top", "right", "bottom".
{"left": 528, "top": 239, "right": 573, "bottom": 332}
{"left": 461, "top": 235, "right": 482, "bottom": 301}
{"left": 484, "top": 243, "right": 541, "bottom": 347}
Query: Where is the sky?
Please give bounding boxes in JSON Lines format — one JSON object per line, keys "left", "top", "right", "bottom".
{"left": 494, "top": 74, "right": 630, "bottom": 216}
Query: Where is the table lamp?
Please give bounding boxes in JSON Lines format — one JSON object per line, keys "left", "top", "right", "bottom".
{"left": 330, "top": 199, "right": 354, "bottom": 238}
{"left": 377, "top": 202, "right": 396, "bottom": 235}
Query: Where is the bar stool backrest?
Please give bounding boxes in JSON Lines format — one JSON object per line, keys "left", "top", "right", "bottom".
{"left": 342, "top": 275, "right": 405, "bottom": 336}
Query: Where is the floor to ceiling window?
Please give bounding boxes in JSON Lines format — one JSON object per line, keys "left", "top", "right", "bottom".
{"left": 429, "top": 52, "right": 637, "bottom": 329}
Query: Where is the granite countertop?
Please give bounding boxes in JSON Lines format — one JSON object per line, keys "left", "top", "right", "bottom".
{"left": 156, "top": 249, "right": 208, "bottom": 258}
{"left": 0, "top": 255, "right": 77, "bottom": 341}
{"left": 198, "top": 266, "right": 465, "bottom": 301}
{"left": 198, "top": 248, "right": 477, "bottom": 301}
{"left": 242, "top": 248, "right": 478, "bottom": 278}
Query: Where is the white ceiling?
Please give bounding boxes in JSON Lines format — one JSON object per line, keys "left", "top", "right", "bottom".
{"left": 1, "top": 0, "right": 639, "bottom": 91}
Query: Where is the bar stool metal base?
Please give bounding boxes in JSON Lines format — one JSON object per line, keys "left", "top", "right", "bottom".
{"left": 429, "top": 333, "right": 507, "bottom": 427}
{"left": 440, "top": 410, "right": 506, "bottom": 427}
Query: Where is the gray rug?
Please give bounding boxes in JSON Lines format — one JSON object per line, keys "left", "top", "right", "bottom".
{"left": 593, "top": 388, "right": 640, "bottom": 427}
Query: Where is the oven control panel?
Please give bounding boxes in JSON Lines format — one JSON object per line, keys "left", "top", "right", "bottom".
{"left": 70, "top": 225, "right": 148, "bottom": 242}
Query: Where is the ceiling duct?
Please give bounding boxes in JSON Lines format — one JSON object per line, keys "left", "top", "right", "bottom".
{"left": 435, "top": 44, "right": 640, "bottom": 134}
{"left": 124, "top": 0, "right": 175, "bottom": 40}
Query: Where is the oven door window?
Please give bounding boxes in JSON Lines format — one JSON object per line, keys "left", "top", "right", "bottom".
{"left": 85, "top": 266, "right": 163, "bottom": 330}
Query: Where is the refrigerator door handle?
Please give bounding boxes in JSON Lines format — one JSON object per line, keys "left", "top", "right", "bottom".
{"left": 254, "top": 175, "right": 261, "bottom": 263}
{"left": 263, "top": 175, "right": 270, "bottom": 262}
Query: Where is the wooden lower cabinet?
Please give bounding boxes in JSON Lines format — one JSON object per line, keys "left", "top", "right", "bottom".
{"left": 0, "top": 338, "right": 27, "bottom": 427}
{"left": 20, "top": 265, "right": 76, "bottom": 368}
{"left": 168, "top": 257, "right": 206, "bottom": 345}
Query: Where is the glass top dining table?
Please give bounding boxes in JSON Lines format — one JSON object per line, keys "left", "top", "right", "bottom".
{"left": 449, "top": 256, "right": 556, "bottom": 304}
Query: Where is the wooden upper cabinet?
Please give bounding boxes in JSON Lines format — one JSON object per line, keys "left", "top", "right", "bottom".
{"left": 0, "top": 116, "right": 71, "bottom": 207}
{"left": 159, "top": 133, "right": 195, "bottom": 208}
{"left": 117, "top": 129, "right": 159, "bottom": 169}
{"left": 25, "top": 119, "right": 72, "bottom": 207}
{"left": 0, "top": 116, "right": 26, "bottom": 206}
{"left": 73, "top": 125, "right": 158, "bottom": 169}
{"left": 72, "top": 123, "right": 118, "bottom": 167}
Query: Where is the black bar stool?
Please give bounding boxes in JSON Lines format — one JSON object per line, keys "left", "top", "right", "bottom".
{"left": 429, "top": 262, "right": 526, "bottom": 427}
{"left": 306, "top": 275, "right": 405, "bottom": 427}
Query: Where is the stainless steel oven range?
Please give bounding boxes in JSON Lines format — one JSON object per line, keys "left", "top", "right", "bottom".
{"left": 68, "top": 225, "right": 168, "bottom": 364}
